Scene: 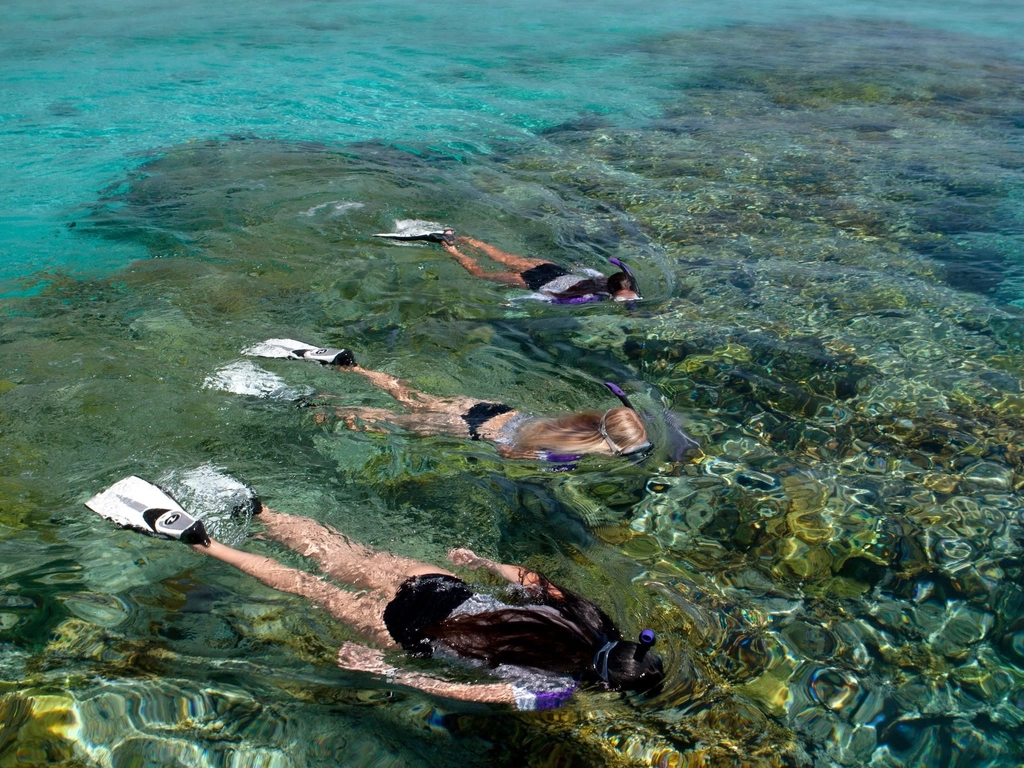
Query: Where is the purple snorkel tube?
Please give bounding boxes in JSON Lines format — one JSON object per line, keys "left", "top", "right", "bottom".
{"left": 604, "top": 381, "right": 700, "bottom": 462}
{"left": 602, "top": 382, "right": 653, "bottom": 459}
{"left": 604, "top": 381, "right": 638, "bottom": 411}
{"left": 635, "top": 629, "right": 656, "bottom": 661}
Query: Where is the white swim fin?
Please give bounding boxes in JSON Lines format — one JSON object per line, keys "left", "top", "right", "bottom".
{"left": 242, "top": 338, "right": 356, "bottom": 367}
{"left": 372, "top": 220, "right": 455, "bottom": 245}
{"left": 85, "top": 476, "right": 211, "bottom": 546}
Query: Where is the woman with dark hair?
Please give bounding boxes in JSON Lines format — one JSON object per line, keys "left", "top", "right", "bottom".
{"left": 86, "top": 475, "right": 667, "bottom": 710}
{"left": 441, "top": 233, "right": 641, "bottom": 304}
{"left": 242, "top": 339, "right": 654, "bottom": 462}
{"left": 373, "top": 226, "right": 641, "bottom": 304}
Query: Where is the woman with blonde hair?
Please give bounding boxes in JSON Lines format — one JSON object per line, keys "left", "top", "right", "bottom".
{"left": 241, "top": 339, "right": 654, "bottom": 463}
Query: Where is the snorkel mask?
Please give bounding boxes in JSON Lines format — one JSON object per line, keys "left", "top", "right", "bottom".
{"left": 602, "top": 381, "right": 701, "bottom": 463}
{"left": 593, "top": 629, "right": 658, "bottom": 686}
{"left": 600, "top": 382, "right": 654, "bottom": 458}
{"left": 608, "top": 257, "right": 641, "bottom": 300}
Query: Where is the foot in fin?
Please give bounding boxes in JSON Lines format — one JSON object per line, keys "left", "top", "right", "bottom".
{"left": 371, "top": 220, "right": 455, "bottom": 245}
{"left": 242, "top": 339, "right": 357, "bottom": 367}
{"left": 85, "top": 476, "right": 211, "bottom": 546}
{"left": 420, "top": 228, "right": 457, "bottom": 246}
{"left": 294, "top": 347, "right": 356, "bottom": 367}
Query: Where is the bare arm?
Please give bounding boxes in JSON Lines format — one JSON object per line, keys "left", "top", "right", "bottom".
{"left": 447, "top": 548, "right": 563, "bottom": 598}
{"left": 337, "top": 642, "right": 516, "bottom": 705}
{"left": 396, "top": 673, "right": 517, "bottom": 704}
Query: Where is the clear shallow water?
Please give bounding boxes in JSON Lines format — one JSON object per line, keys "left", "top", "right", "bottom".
{"left": 3, "top": 2, "right": 1024, "bottom": 767}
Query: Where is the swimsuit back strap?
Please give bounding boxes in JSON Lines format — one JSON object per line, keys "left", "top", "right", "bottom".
{"left": 461, "top": 401, "right": 514, "bottom": 441}
{"left": 511, "top": 680, "right": 579, "bottom": 711}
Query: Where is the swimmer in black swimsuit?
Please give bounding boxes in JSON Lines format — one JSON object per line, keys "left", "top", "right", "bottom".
{"left": 437, "top": 232, "right": 641, "bottom": 304}
{"left": 88, "top": 475, "right": 667, "bottom": 709}
{"left": 461, "top": 401, "right": 515, "bottom": 440}
{"left": 297, "top": 348, "right": 651, "bottom": 460}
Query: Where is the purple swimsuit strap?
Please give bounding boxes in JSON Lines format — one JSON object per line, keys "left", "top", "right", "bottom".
{"left": 550, "top": 294, "right": 604, "bottom": 305}
{"left": 543, "top": 452, "right": 582, "bottom": 463}
{"left": 538, "top": 451, "right": 581, "bottom": 472}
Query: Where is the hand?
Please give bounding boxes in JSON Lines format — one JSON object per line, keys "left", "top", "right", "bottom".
{"left": 336, "top": 642, "right": 394, "bottom": 675}
{"left": 447, "top": 547, "right": 490, "bottom": 570}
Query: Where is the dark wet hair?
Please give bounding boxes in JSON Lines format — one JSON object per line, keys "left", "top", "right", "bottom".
{"left": 604, "top": 641, "right": 665, "bottom": 695}
{"left": 423, "top": 574, "right": 666, "bottom": 694}
{"left": 606, "top": 271, "right": 634, "bottom": 295}
{"left": 545, "top": 276, "right": 609, "bottom": 301}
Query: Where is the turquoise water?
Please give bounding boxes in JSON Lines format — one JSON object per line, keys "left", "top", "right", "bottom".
{"left": 3, "top": 0, "right": 1022, "bottom": 283}
{"left": 3, "top": 1, "right": 1024, "bottom": 766}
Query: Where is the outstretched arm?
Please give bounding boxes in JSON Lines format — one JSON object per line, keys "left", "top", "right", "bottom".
{"left": 337, "top": 642, "right": 516, "bottom": 705}
{"left": 447, "top": 548, "right": 564, "bottom": 598}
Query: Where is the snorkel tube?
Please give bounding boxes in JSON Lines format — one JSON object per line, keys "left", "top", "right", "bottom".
{"left": 608, "top": 257, "right": 641, "bottom": 299}
{"left": 635, "top": 629, "right": 656, "bottom": 661}
{"left": 602, "top": 381, "right": 653, "bottom": 459}
{"left": 604, "top": 381, "right": 638, "bottom": 411}
{"left": 603, "top": 381, "right": 700, "bottom": 462}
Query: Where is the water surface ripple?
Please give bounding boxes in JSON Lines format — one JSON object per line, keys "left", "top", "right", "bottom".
{"left": 3, "top": 4, "right": 1024, "bottom": 767}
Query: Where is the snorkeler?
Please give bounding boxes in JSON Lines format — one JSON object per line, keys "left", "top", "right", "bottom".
{"left": 85, "top": 475, "right": 667, "bottom": 710}
{"left": 242, "top": 338, "right": 654, "bottom": 462}
{"left": 373, "top": 224, "right": 641, "bottom": 304}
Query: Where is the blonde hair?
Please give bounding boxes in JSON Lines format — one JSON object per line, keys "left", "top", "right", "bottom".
{"left": 513, "top": 407, "right": 648, "bottom": 456}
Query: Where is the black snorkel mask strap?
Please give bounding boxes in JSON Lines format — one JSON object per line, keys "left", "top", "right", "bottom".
{"left": 608, "top": 257, "right": 641, "bottom": 299}
{"left": 593, "top": 630, "right": 657, "bottom": 686}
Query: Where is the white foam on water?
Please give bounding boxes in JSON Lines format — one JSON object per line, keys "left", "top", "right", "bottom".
{"left": 202, "top": 360, "right": 311, "bottom": 400}
{"left": 298, "top": 200, "right": 365, "bottom": 217}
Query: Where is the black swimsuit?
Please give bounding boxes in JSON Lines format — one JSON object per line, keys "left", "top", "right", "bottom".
{"left": 461, "top": 401, "right": 514, "bottom": 440}
{"left": 383, "top": 574, "right": 474, "bottom": 656}
{"left": 519, "top": 263, "right": 570, "bottom": 291}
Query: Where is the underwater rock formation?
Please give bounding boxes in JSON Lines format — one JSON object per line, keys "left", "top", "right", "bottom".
{"left": 3, "top": 17, "right": 1024, "bottom": 768}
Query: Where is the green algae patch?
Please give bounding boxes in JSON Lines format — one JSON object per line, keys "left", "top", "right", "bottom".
{"left": 2, "top": 19, "right": 1024, "bottom": 767}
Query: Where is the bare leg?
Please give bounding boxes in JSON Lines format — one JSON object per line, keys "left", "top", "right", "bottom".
{"left": 258, "top": 509, "right": 455, "bottom": 596}
{"left": 456, "top": 236, "right": 551, "bottom": 272}
{"left": 441, "top": 242, "right": 527, "bottom": 287}
{"left": 317, "top": 405, "right": 404, "bottom": 432}
{"left": 325, "top": 405, "right": 471, "bottom": 438}
{"left": 193, "top": 538, "right": 396, "bottom": 647}
{"left": 342, "top": 366, "right": 477, "bottom": 414}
